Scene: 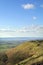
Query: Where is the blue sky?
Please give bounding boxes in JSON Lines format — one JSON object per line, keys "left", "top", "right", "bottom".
{"left": 0, "top": 0, "right": 43, "bottom": 37}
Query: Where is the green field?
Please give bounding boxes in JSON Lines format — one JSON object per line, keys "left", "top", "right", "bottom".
{"left": 0, "top": 44, "right": 16, "bottom": 52}
{"left": 0, "top": 41, "right": 21, "bottom": 52}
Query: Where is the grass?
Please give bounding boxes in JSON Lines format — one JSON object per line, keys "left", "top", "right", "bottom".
{"left": 0, "top": 40, "right": 43, "bottom": 65}
{"left": 6, "top": 40, "right": 43, "bottom": 65}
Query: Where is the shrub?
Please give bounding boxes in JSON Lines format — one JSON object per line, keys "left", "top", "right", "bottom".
{"left": 0, "top": 52, "right": 8, "bottom": 63}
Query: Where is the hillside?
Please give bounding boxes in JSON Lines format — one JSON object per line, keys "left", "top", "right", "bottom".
{"left": 0, "top": 40, "right": 43, "bottom": 65}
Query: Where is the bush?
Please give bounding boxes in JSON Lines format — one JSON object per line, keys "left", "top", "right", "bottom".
{"left": 0, "top": 52, "right": 8, "bottom": 63}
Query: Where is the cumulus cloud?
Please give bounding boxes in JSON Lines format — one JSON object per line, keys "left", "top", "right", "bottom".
{"left": 22, "top": 4, "right": 35, "bottom": 9}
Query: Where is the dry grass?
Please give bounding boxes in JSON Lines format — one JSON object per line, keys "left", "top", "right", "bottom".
{"left": 5, "top": 40, "right": 43, "bottom": 65}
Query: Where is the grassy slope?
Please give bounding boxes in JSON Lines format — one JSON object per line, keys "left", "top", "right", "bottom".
{"left": 6, "top": 40, "right": 43, "bottom": 65}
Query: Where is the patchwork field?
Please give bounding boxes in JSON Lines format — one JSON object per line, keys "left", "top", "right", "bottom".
{"left": 0, "top": 41, "right": 22, "bottom": 52}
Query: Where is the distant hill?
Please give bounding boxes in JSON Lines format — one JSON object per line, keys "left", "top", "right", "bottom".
{"left": 5, "top": 40, "right": 43, "bottom": 65}
{"left": 0, "top": 37, "right": 43, "bottom": 41}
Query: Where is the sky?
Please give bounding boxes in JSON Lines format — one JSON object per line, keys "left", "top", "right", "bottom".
{"left": 0, "top": 0, "right": 43, "bottom": 37}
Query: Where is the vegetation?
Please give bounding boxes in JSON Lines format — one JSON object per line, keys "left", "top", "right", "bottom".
{"left": 0, "top": 41, "right": 21, "bottom": 52}
{"left": 0, "top": 40, "right": 43, "bottom": 65}
{"left": 0, "top": 52, "right": 8, "bottom": 65}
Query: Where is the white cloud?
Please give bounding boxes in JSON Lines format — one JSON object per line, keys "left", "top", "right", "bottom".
{"left": 40, "top": 5, "right": 43, "bottom": 8}
{"left": 0, "top": 28, "right": 16, "bottom": 32}
{"left": 0, "top": 26, "right": 43, "bottom": 37}
{"left": 33, "top": 16, "right": 37, "bottom": 20}
{"left": 22, "top": 4, "right": 35, "bottom": 9}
